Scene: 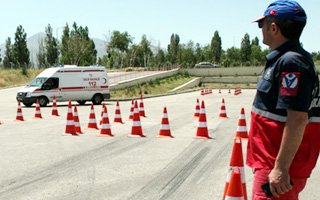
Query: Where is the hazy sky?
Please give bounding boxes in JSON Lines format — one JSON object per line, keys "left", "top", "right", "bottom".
{"left": 1, "top": 0, "right": 319, "bottom": 52}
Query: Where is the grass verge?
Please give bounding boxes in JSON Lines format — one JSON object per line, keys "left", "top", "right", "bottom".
{"left": 0, "top": 68, "right": 42, "bottom": 88}
{"left": 111, "top": 73, "right": 194, "bottom": 99}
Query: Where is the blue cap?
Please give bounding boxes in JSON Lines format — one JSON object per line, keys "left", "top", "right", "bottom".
{"left": 255, "top": 0, "right": 306, "bottom": 23}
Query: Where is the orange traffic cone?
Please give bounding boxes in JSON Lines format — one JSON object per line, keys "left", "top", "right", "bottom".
{"left": 219, "top": 98, "right": 228, "bottom": 118}
{"left": 194, "top": 100, "right": 211, "bottom": 139}
{"left": 139, "top": 95, "right": 146, "bottom": 117}
{"left": 222, "top": 138, "right": 247, "bottom": 200}
{"left": 34, "top": 99, "right": 42, "bottom": 119}
{"left": 65, "top": 100, "right": 77, "bottom": 136}
{"left": 99, "top": 105, "right": 113, "bottom": 136}
{"left": 235, "top": 108, "right": 248, "bottom": 139}
{"left": 201, "top": 89, "right": 204, "bottom": 95}
{"left": 73, "top": 106, "right": 83, "bottom": 134}
{"left": 114, "top": 101, "right": 124, "bottom": 123}
{"left": 234, "top": 88, "right": 242, "bottom": 95}
{"left": 157, "top": 107, "right": 173, "bottom": 138}
{"left": 51, "top": 96, "right": 59, "bottom": 116}
{"left": 224, "top": 169, "right": 244, "bottom": 200}
{"left": 99, "top": 104, "right": 106, "bottom": 125}
{"left": 129, "top": 99, "right": 134, "bottom": 120}
{"left": 15, "top": 101, "right": 24, "bottom": 121}
{"left": 128, "top": 101, "right": 145, "bottom": 137}
{"left": 88, "top": 103, "right": 98, "bottom": 129}
{"left": 194, "top": 98, "right": 200, "bottom": 117}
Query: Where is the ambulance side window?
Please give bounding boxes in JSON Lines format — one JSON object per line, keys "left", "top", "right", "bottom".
{"left": 42, "top": 78, "right": 59, "bottom": 90}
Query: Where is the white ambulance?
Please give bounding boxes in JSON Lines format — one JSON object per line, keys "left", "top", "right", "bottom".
{"left": 16, "top": 65, "right": 110, "bottom": 107}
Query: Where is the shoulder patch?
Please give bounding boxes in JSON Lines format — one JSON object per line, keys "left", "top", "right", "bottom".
{"left": 280, "top": 72, "right": 300, "bottom": 96}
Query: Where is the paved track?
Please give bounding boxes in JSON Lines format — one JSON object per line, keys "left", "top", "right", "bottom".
{"left": 0, "top": 88, "right": 319, "bottom": 199}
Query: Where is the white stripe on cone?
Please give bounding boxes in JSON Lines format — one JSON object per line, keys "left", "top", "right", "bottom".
{"left": 226, "top": 167, "right": 246, "bottom": 183}
{"left": 198, "top": 122, "right": 207, "bottom": 127}
{"left": 236, "top": 126, "right": 247, "bottom": 132}
{"left": 132, "top": 121, "right": 141, "bottom": 126}
{"left": 160, "top": 124, "right": 170, "bottom": 130}
{"left": 225, "top": 196, "right": 244, "bottom": 200}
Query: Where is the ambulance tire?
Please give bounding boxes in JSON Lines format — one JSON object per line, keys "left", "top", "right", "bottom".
{"left": 92, "top": 94, "right": 103, "bottom": 105}
{"left": 77, "top": 100, "right": 86, "bottom": 105}
{"left": 38, "top": 96, "right": 49, "bottom": 107}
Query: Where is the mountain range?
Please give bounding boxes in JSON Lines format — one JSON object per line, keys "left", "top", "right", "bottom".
{"left": 0, "top": 32, "right": 107, "bottom": 66}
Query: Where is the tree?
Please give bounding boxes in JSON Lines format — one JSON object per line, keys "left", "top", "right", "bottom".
{"left": 194, "top": 43, "right": 204, "bottom": 64}
{"left": 179, "top": 41, "right": 196, "bottom": 68}
{"left": 13, "top": 25, "right": 30, "bottom": 71}
{"left": 0, "top": 49, "right": 2, "bottom": 64}
{"left": 211, "top": 30, "right": 222, "bottom": 63}
{"left": 60, "top": 22, "right": 97, "bottom": 66}
{"left": 37, "top": 39, "right": 47, "bottom": 68}
{"left": 107, "top": 30, "right": 132, "bottom": 68}
{"left": 240, "top": 33, "right": 251, "bottom": 64}
{"left": 2, "top": 37, "right": 15, "bottom": 68}
{"left": 60, "top": 24, "right": 71, "bottom": 64}
{"left": 44, "top": 24, "right": 59, "bottom": 66}
{"left": 139, "top": 35, "right": 152, "bottom": 68}
{"left": 167, "top": 33, "right": 180, "bottom": 64}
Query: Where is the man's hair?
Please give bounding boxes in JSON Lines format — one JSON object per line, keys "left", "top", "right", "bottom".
{"left": 266, "top": 17, "right": 306, "bottom": 41}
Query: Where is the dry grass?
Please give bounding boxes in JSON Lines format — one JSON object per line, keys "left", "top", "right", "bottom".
{"left": 0, "top": 68, "right": 43, "bottom": 88}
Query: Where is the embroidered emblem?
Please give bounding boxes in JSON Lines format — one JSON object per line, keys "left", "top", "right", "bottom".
{"left": 280, "top": 72, "right": 300, "bottom": 96}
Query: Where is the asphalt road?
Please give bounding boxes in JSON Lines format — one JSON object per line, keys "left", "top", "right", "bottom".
{"left": 0, "top": 88, "right": 319, "bottom": 200}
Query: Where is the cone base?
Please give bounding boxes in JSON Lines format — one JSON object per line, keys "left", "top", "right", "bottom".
{"left": 128, "top": 134, "right": 146, "bottom": 138}
{"left": 97, "top": 134, "right": 114, "bottom": 137}
{"left": 193, "top": 135, "right": 212, "bottom": 139}
{"left": 157, "top": 135, "right": 174, "bottom": 138}
{"left": 63, "top": 132, "right": 79, "bottom": 136}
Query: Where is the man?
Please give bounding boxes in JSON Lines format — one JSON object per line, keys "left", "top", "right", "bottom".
{"left": 246, "top": 0, "right": 320, "bottom": 199}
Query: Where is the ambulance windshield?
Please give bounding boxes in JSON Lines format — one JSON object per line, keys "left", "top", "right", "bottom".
{"left": 28, "top": 77, "right": 47, "bottom": 87}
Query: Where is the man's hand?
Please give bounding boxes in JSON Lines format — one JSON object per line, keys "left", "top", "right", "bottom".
{"left": 268, "top": 167, "right": 292, "bottom": 197}
{"left": 269, "top": 109, "right": 308, "bottom": 198}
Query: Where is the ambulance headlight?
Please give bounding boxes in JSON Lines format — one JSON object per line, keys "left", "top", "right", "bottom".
{"left": 26, "top": 92, "right": 31, "bottom": 97}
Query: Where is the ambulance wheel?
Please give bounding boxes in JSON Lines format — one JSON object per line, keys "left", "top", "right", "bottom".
{"left": 92, "top": 94, "right": 103, "bottom": 105}
{"left": 39, "top": 96, "right": 49, "bottom": 107}
{"left": 77, "top": 100, "right": 86, "bottom": 105}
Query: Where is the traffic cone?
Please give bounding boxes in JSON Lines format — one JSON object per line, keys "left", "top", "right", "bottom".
{"left": 34, "top": 99, "right": 42, "bottom": 119}
{"left": 99, "top": 104, "right": 106, "bottom": 125}
{"left": 222, "top": 138, "right": 247, "bottom": 200}
{"left": 228, "top": 88, "right": 231, "bottom": 94}
{"left": 73, "top": 106, "right": 83, "bottom": 134}
{"left": 15, "top": 101, "right": 24, "bottom": 121}
{"left": 157, "top": 107, "right": 173, "bottom": 138}
{"left": 194, "top": 98, "right": 200, "bottom": 117}
{"left": 139, "top": 95, "right": 146, "bottom": 117}
{"left": 99, "top": 105, "right": 113, "bottom": 136}
{"left": 51, "top": 96, "right": 59, "bottom": 116}
{"left": 219, "top": 88, "right": 221, "bottom": 94}
{"left": 219, "top": 98, "right": 228, "bottom": 118}
{"left": 128, "top": 101, "right": 145, "bottom": 137}
{"left": 194, "top": 100, "right": 211, "bottom": 139}
{"left": 114, "top": 101, "right": 124, "bottom": 123}
{"left": 235, "top": 108, "right": 248, "bottom": 139}
{"left": 224, "top": 169, "right": 244, "bottom": 200}
{"left": 129, "top": 99, "right": 134, "bottom": 120}
{"left": 201, "top": 89, "right": 204, "bottom": 95}
{"left": 65, "top": 100, "right": 77, "bottom": 136}
{"left": 88, "top": 103, "right": 98, "bottom": 129}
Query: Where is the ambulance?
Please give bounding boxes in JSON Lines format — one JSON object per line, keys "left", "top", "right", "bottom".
{"left": 16, "top": 65, "right": 110, "bottom": 107}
